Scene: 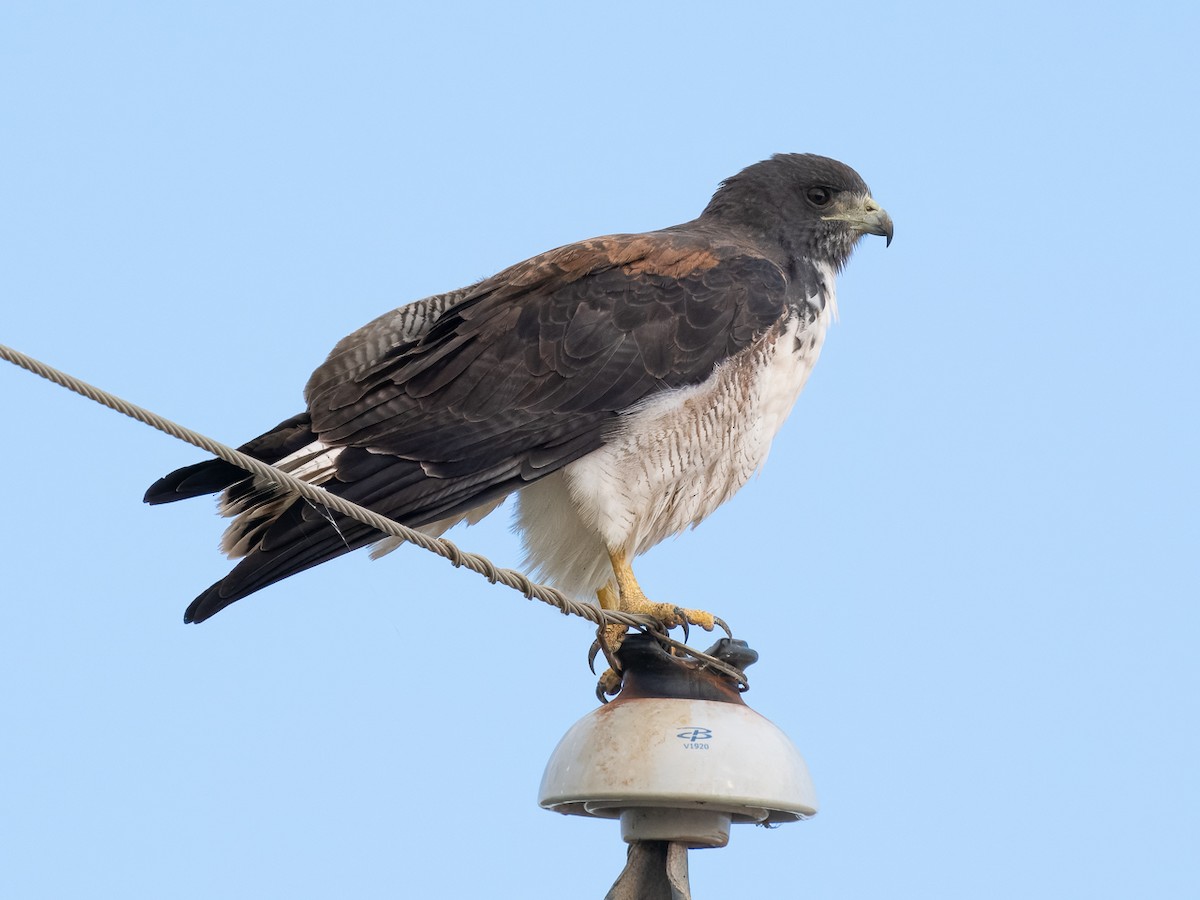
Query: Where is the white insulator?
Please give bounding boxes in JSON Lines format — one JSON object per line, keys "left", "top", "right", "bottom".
{"left": 538, "top": 696, "right": 818, "bottom": 849}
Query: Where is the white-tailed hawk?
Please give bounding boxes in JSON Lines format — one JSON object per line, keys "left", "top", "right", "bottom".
{"left": 146, "top": 153, "right": 893, "bottom": 635}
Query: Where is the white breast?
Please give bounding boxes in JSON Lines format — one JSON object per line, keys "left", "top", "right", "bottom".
{"left": 516, "top": 282, "right": 835, "bottom": 600}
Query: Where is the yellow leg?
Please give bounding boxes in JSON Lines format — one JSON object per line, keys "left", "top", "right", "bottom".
{"left": 592, "top": 552, "right": 725, "bottom": 697}
{"left": 597, "top": 583, "right": 619, "bottom": 609}
{"left": 593, "top": 583, "right": 624, "bottom": 696}
{"left": 596, "top": 583, "right": 627, "bottom": 657}
{"left": 607, "top": 548, "right": 718, "bottom": 632}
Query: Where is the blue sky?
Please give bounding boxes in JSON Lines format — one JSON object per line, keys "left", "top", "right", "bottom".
{"left": 3, "top": 3, "right": 1197, "bottom": 897}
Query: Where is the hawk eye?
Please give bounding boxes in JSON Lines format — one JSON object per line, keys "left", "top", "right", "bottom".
{"left": 806, "top": 186, "right": 833, "bottom": 207}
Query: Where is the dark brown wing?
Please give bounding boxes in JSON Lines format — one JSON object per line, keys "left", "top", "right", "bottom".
{"left": 304, "top": 285, "right": 475, "bottom": 406}
{"left": 183, "top": 228, "right": 792, "bottom": 620}
{"left": 144, "top": 287, "right": 473, "bottom": 507}
{"left": 308, "top": 231, "right": 785, "bottom": 451}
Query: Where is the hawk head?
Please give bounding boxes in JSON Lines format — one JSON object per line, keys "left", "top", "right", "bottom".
{"left": 701, "top": 153, "right": 893, "bottom": 268}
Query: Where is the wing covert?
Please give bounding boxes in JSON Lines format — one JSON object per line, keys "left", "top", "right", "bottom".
{"left": 306, "top": 232, "right": 791, "bottom": 474}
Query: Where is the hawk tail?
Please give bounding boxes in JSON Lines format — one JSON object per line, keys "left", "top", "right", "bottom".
{"left": 143, "top": 413, "right": 316, "bottom": 505}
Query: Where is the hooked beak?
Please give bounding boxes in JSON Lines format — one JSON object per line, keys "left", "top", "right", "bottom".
{"left": 826, "top": 196, "right": 894, "bottom": 247}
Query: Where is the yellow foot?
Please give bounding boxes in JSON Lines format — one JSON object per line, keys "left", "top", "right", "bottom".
{"left": 604, "top": 549, "right": 729, "bottom": 640}
{"left": 594, "top": 585, "right": 630, "bottom": 657}
{"left": 592, "top": 584, "right": 631, "bottom": 700}
{"left": 609, "top": 550, "right": 722, "bottom": 634}
{"left": 590, "top": 551, "right": 731, "bottom": 699}
{"left": 620, "top": 596, "right": 720, "bottom": 633}
{"left": 596, "top": 667, "right": 623, "bottom": 700}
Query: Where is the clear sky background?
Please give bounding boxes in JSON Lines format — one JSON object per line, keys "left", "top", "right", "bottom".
{"left": 3, "top": 3, "right": 1197, "bottom": 898}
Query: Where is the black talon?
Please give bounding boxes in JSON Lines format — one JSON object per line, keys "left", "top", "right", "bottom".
{"left": 595, "top": 667, "right": 623, "bottom": 703}
{"left": 673, "top": 607, "right": 690, "bottom": 644}
{"left": 587, "top": 639, "right": 602, "bottom": 674}
{"left": 713, "top": 616, "right": 732, "bottom": 638}
{"left": 591, "top": 626, "right": 625, "bottom": 680}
